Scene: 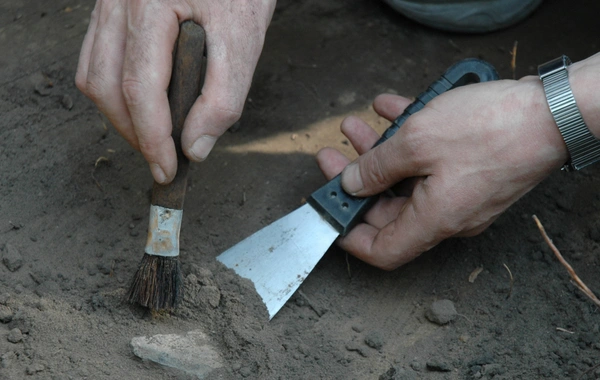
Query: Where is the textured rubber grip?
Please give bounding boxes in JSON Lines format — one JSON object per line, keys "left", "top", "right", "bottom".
{"left": 307, "top": 58, "right": 499, "bottom": 236}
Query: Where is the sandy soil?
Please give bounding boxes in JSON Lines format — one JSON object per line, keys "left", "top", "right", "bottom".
{"left": 1, "top": 0, "right": 599, "bottom": 379}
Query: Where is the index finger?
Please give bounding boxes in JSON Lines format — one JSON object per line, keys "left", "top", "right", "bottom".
{"left": 121, "top": 7, "right": 181, "bottom": 183}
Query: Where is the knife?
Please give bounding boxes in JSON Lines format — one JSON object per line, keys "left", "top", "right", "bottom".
{"left": 217, "top": 58, "right": 499, "bottom": 319}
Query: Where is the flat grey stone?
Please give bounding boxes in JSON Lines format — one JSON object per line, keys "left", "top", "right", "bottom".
{"left": 425, "top": 299, "right": 457, "bottom": 325}
{"left": 2, "top": 244, "right": 23, "bottom": 272}
{"left": 131, "top": 329, "right": 222, "bottom": 379}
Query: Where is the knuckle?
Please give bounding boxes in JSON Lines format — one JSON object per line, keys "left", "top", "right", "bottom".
{"left": 137, "top": 138, "right": 161, "bottom": 158}
{"left": 401, "top": 114, "right": 439, "bottom": 159}
{"left": 83, "top": 77, "right": 106, "bottom": 102}
{"left": 401, "top": 124, "right": 430, "bottom": 161}
{"left": 121, "top": 78, "right": 146, "bottom": 107}
{"left": 362, "top": 152, "right": 390, "bottom": 188}
{"left": 207, "top": 98, "right": 243, "bottom": 126}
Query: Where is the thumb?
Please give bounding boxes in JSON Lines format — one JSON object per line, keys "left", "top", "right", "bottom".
{"left": 340, "top": 138, "right": 414, "bottom": 196}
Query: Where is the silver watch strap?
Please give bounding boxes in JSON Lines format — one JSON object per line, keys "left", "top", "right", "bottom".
{"left": 538, "top": 55, "right": 600, "bottom": 171}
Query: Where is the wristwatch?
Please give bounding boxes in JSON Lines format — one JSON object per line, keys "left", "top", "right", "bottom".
{"left": 538, "top": 55, "right": 600, "bottom": 171}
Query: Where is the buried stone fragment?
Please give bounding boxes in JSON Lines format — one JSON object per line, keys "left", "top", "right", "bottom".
{"left": 130, "top": 329, "right": 223, "bottom": 379}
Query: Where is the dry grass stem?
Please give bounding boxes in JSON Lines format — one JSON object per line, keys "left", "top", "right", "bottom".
{"left": 511, "top": 41, "right": 518, "bottom": 79}
{"left": 503, "top": 263, "right": 514, "bottom": 299}
{"left": 468, "top": 267, "right": 483, "bottom": 283}
{"left": 556, "top": 327, "right": 574, "bottom": 334}
{"left": 533, "top": 215, "right": 600, "bottom": 308}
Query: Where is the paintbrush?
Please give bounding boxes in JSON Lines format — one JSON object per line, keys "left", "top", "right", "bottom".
{"left": 127, "top": 21, "right": 205, "bottom": 310}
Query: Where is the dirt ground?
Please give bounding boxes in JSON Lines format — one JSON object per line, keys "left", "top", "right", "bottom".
{"left": 1, "top": 0, "right": 600, "bottom": 379}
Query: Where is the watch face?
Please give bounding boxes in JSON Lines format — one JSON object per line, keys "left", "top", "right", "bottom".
{"left": 538, "top": 55, "right": 570, "bottom": 79}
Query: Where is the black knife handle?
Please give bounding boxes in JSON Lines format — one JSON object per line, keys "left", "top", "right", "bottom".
{"left": 307, "top": 58, "right": 500, "bottom": 236}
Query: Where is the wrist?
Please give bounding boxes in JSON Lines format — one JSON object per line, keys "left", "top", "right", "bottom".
{"left": 536, "top": 53, "right": 600, "bottom": 170}
{"left": 515, "top": 75, "right": 569, "bottom": 169}
{"left": 567, "top": 53, "right": 600, "bottom": 138}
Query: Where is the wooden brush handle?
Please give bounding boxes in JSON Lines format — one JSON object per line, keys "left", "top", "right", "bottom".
{"left": 151, "top": 21, "right": 206, "bottom": 210}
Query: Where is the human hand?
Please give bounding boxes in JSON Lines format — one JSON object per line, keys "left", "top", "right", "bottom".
{"left": 316, "top": 80, "right": 568, "bottom": 270}
{"left": 76, "top": 0, "right": 276, "bottom": 183}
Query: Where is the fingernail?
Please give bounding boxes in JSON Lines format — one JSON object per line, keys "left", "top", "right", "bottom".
{"left": 150, "top": 163, "right": 167, "bottom": 184}
{"left": 189, "top": 135, "right": 217, "bottom": 161}
{"left": 341, "top": 162, "right": 363, "bottom": 195}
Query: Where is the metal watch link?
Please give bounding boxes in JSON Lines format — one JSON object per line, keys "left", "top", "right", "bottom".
{"left": 538, "top": 55, "right": 600, "bottom": 171}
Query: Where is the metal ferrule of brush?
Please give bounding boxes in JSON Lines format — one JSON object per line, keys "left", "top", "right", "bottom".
{"left": 308, "top": 58, "right": 499, "bottom": 237}
{"left": 145, "top": 205, "right": 183, "bottom": 257}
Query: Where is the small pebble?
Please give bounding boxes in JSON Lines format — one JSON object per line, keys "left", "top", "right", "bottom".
{"left": 364, "top": 331, "right": 385, "bottom": 350}
{"left": 425, "top": 299, "right": 457, "bottom": 325}
{"left": 0, "top": 305, "right": 13, "bottom": 323}
{"left": 61, "top": 94, "right": 73, "bottom": 110}
{"left": 2, "top": 243, "right": 23, "bottom": 272}
{"left": 26, "top": 363, "right": 45, "bottom": 375}
{"left": 410, "top": 361, "right": 424, "bottom": 372}
{"left": 7, "top": 328, "right": 23, "bottom": 343}
{"left": 427, "top": 360, "right": 452, "bottom": 372}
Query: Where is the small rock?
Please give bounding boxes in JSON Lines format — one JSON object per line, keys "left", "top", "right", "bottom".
{"left": 2, "top": 244, "right": 23, "bottom": 272}
{"left": 468, "top": 353, "right": 494, "bottom": 366}
{"left": 410, "top": 361, "right": 424, "bottom": 372}
{"left": 26, "top": 363, "right": 45, "bottom": 375}
{"left": 239, "top": 366, "right": 253, "bottom": 378}
{"left": 426, "top": 360, "right": 452, "bottom": 372}
{"left": 61, "top": 94, "right": 73, "bottom": 110}
{"left": 364, "top": 331, "right": 385, "bottom": 350}
{"left": 7, "top": 328, "right": 23, "bottom": 343}
{"left": 130, "top": 329, "right": 223, "bottom": 379}
{"left": 345, "top": 342, "right": 369, "bottom": 358}
{"left": 0, "top": 304, "right": 14, "bottom": 323}
{"left": 425, "top": 299, "right": 457, "bottom": 325}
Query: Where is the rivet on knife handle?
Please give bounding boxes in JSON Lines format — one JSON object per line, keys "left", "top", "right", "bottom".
{"left": 307, "top": 58, "right": 499, "bottom": 236}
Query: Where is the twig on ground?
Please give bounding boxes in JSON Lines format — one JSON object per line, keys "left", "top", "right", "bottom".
{"left": 511, "top": 41, "right": 518, "bottom": 79}
{"left": 556, "top": 327, "right": 574, "bottom": 334}
{"left": 345, "top": 252, "right": 352, "bottom": 279}
{"left": 91, "top": 156, "right": 110, "bottom": 191}
{"left": 578, "top": 362, "right": 600, "bottom": 380}
{"left": 533, "top": 215, "right": 600, "bottom": 308}
{"left": 468, "top": 267, "right": 483, "bottom": 283}
{"left": 503, "top": 263, "right": 514, "bottom": 299}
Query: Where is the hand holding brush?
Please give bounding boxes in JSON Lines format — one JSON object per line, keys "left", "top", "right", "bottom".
{"left": 127, "top": 21, "right": 205, "bottom": 310}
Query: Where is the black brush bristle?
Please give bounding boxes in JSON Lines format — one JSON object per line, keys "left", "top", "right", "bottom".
{"left": 126, "top": 254, "right": 182, "bottom": 310}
